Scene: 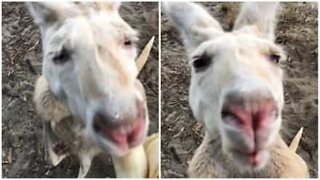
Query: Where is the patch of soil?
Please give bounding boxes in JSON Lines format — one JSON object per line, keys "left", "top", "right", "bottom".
{"left": 161, "top": 2, "right": 318, "bottom": 178}
{"left": 2, "top": 2, "right": 158, "bottom": 178}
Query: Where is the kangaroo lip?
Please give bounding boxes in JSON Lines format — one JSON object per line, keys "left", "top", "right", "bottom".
{"left": 94, "top": 117, "right": 145, "bottom": 148}
{"left": 109, "top": 117, "right": 145, "bottom": 148}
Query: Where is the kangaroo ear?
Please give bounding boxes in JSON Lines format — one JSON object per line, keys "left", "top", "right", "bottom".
{"left": 163, "top": 2, "right": 223, "bottom": 52}
{"left": 233, "top": 2, "right": 280, "bottom": 41}
{"left": 100, "top": 2, "right": 121, "bottom": 12}
{"left": 26, "top": 2, "right": 75, "bottom": 27}
{"left": 27, "top": 2, "right": 58, "bottom": 25}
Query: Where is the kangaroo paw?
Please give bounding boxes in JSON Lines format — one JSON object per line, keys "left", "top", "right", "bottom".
{"left": 77, "top": 149, "right": 98, "bottom": 178}
{"left": 43, "top": 121, "right": 70, "bottom": 166}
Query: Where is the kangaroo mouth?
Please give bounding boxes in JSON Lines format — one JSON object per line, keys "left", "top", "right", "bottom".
{"left": 229, "top": 148, "right": 269, "bottom": 170}
{"left": 93, "top": 111, "right": 147, "bottom": 151}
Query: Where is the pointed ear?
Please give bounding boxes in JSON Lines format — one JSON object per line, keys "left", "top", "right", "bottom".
{"left": 101, "top": 2, "right": 121, "bottom": 12}
{"left": 163, "top": 2, "right": 223, "bottom": 52}
{"left": 26, "top": 2, "right": 75, "bottom": 26}
{"left": 26, "top": 2, "right": 58, "bottom": 25}
{"left": 233, "top": 2, "right": 280, "bottom": 41}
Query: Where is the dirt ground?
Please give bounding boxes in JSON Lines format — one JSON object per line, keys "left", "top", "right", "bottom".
{"left": 2, "top": 2, "right": 158, "bottom": 178}
{"left": 161, "top": 2, "right": 318, "bottom": 178}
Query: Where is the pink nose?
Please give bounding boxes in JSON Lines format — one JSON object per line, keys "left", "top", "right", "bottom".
{"left": 222, "top": 97, "right": 278, "bottom": 130}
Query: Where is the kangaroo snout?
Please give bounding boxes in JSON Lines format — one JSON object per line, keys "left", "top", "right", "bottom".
{"left": 221, "top": 89, "right": 280, "bottom": 168}
{"left": 92, "top": 98, "right": 147, "bottom": 151}
{"left": 222, "top": 92, "right": 278, "bottom": 131}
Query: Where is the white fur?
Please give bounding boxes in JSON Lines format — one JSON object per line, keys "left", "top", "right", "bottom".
{"left": 164, "top": 2, "right": 289, "bottom": 173}
{"left": 28, "top": 2, "right": 148, "bottom": 156}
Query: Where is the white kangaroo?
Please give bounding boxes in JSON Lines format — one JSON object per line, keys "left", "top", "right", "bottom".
{"left": 164, "top": 2, "right": 308, "bottom": 178}
{"left": 28, "top": 2, "right": 158, "bottom": 178}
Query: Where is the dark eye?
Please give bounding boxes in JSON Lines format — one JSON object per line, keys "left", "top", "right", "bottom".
{"left": 124, "top": 39, "right": 132, "bottom": 46}
{"left": 269, "top": 54, "right": 280, "bottom": 64}
{"left": 53, "top": 47, "right": 71, "bottom": 64}
{"left": 124, "top": 36, "right": 138, "bottom": 47}
{"left": 192, "top": 53, "right": 212, "bottom": 72}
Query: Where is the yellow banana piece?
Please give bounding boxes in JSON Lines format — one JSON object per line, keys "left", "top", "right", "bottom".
{"left": 144, "top": 133, "right": 159, "bottom": 178}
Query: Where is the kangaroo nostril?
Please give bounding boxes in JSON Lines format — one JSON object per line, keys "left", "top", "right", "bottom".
{"left": 92, "top": 98, "right": 146, "bottom": 132}
{"left": 92, "top": 111, "right": 113, "bottom": 133}
{"left": 93, "top": 112, "right": 103, "bottom": 133}
{"left": 252, "top": 99, "right": 278, "bottom": 129}
{"left": 222, "top": 105, "right": 250, "bottom": 126}
{"left": 222, "top": 94, "right": 278, "bottom": 130}
{"left": 91, "top": 102, "right": 146, "bottom": 148}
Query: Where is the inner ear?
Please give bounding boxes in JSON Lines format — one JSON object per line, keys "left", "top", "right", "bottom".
{"left": 233, "top": 2, "right": 279, "bottom": 41}
{"left": 27, "top": 2, "right": 60, "bottom": 25}
{"left": 27, "top": 2, "right": 81, "bottom": 33}
{"left": 163, "top": 2, "right": 224, "bottom": 52}
{"left": 98, "top": 2, "right": 121, "bottom": 12}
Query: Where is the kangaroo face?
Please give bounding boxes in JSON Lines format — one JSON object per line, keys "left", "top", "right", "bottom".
{"left": 28, "top": 2, "right": 149, "bottom": 156}
{"left": 164, "top": 2, "right": 285, "bottom": 169}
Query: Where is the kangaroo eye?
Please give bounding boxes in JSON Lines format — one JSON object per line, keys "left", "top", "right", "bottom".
{"left": 124, "top": 40, "right": 132, "bottom": 46}
{"left": 192, "top": 53, "right": 212, "bottom": 72}
{"left": 53, "top": 47, "right": 71, "bottom": 64}
{"left": 269, "top": 54, "right": 280, "bottom": 64}
{"left": 123, "top": 36, "right": 137, "bottom": 47}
